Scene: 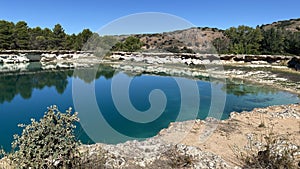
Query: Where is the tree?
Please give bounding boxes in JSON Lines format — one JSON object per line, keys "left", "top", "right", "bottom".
{"left": 124, "top": 36, "right": 143, "bottom": 52}
{"left": 111, "top": 41, "right": 124, "bottom": 51}
{"left": 246, "top": 27, "right": 263, "bottom": 54}
{"left": 225, "top": 26, "right": 263, "bottom": 54}
{"left": 261, "top": 28, "right": 285, "bottom": 54}
{"left": 30, "top": 27, "right": 46, "bottom": 50}
{"left": 12, "top": 21, "right": 30, "bottom": 49}
{"left": 80, "top": 29, "right": 93, "bottom": 45}
{"left": 0, "top": 20, "right": 14, "bottom": 49}
{"left": 65, "top": 33, "right": 77, "bottom": 50}
{"left": 71, "top": 29, "right": 94, "bottom": 50}
{"left": 212, "top": 36, "right": 230, "bottom": 54}
{"left": 111, "top": 36, "right": 143, "bottom": 52}
{"left": 42, "top": 28, "right": 53, "bottom": 50}
{"left": 284, "top": 31, "right": 300, "bottom": 55}
{"left": 51, "top": 24, "right": 66, "bottom": 49}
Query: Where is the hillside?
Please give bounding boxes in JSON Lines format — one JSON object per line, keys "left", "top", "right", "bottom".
{"left": 261, "top": 18, "right": 300, "bottom": 32}
{"left": 132, "top": 27, "right": 224, "bottom": 54}
{"left": 121, "top": 18, "right": 300, "bottom": 55}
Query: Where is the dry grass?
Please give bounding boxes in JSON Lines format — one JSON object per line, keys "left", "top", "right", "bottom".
{"left": 232, "top": 128, "right": 300, "bottom": 169}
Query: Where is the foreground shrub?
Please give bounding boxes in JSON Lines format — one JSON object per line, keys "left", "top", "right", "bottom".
{"left": 8, "top": 105, "right": 81, "bottom": 168}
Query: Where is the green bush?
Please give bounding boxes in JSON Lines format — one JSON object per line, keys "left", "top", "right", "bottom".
{"left": 111, "top": 36, "right": 143, "bottom": 52}
{"left": 7, "top": 105, "right": 81, "bottom": 168}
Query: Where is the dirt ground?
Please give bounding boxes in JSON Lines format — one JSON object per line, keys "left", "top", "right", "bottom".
{"left": 180, "top": 104, "right": 300, "bottom": 167}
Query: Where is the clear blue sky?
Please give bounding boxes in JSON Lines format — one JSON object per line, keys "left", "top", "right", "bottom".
{"left": 0, "top": 0, "right": 299, "bottom": 34}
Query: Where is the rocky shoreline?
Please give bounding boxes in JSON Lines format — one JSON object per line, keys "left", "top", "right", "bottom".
{"left": 1, "top": 104, "right": 299, "bottom": 168}
{"left": 1, "top": 50, "right": 300, "bottom": 68}
{"left": 0, "top": 51, "right": 94, "bottom": 73}
{"left": 75, "top": 103, "right": 299, "bottom": 168}
{"left": 0, "top": 50, "right": 93, "bottom": 55}
{"left": 110, "top": 52, "right": 300, "bottom": 70}
{"left": 1, "top": 51, "right": 300, "bottom": 73}
{"left": 0, "top": 50, "right": 95, "bottom": 64}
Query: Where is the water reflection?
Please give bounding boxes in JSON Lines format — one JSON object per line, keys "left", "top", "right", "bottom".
{"left": 0, "top": 70, "right": 72, "bottom": 103}
{"left": 224, "top": 80, "right": 278, "bottom": 97}
{"left": 0, "top": 64, "right": 116, "bottom": 103}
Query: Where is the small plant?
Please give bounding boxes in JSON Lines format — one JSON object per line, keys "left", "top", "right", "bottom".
{"left": 258, "top": 114, "right": 266, "bottom": 128}
{"left": 298, "top": 121, "right": 300, "bottom": 134}
{"left": 232, "top": 131, "right": 300, "bottom": 169}
{"left": 0, "top": 147, "right": 6, "bottom": 159}
{"left": 163, "top": 145, "right": 194, "bottom": 168}
{"left": 7, "top": 105, "right": 81, "bottom": 168}
{"left": 79, "top": 146, "right": 106, "bottom": 168}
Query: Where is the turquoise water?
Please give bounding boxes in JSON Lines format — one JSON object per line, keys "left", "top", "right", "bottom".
{"left": 0, "top": 64, "right": 299, "bottom": 152}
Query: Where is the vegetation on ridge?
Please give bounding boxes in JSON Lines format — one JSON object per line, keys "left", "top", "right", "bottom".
{"left": 212, "top": 25, "right": 300, "bottom": 55}
{"left": 111, "top": 36, "right": 143, "bottom": 52}
{"left": 0, "top": 20, "right": 94, "bottom": 51}
{"left": 0, "top": 18, "right": 300, "bottom": 55}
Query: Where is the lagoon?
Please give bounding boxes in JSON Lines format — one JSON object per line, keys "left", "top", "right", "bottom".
{"left": 0, "top": 64, "right": 299, "bottom": 152}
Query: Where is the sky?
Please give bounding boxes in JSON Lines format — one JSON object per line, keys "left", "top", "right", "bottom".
{"left": 0, "top": 0, "right": 299, "bottom": 34}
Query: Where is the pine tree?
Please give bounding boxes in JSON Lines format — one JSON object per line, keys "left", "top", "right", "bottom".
{"left": 261, "top": 28, "right": 285, "bottom": 54}
{"left": 0, "top": 20, "right": 14, "bottom": 49}
{"left": 13, "top": 21, "right": 30, "bottom": 49}
{"left": 51, "top": 24, "right": 66, "bottom": 50}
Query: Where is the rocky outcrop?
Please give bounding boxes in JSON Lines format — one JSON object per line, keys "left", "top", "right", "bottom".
{"left": 0, "top": 50, "right": 93, "bottom": 62}
{"left": 83, "top": 136, "right": 231, "bottom": 169}
{"left": 40, "top": 53, "right": 92, "bottom": 62}
{"left": 0, "top": 54, "right": 29, "bottom": 63}
{"left": 110, "top": 52, "right": 299, "bottom": 68}
{"left": 0, "top": 50, "right": 93, "bottom": 55}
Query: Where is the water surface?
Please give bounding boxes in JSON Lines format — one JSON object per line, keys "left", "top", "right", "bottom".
{"left": 0, "top": 64, "right": 299, "bottom": 151}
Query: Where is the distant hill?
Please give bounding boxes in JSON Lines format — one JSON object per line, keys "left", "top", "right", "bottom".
{"left": 261, "top": 18, "right": 300, "bottom": 32}
{"left": 132, "top": 27, "right": 224, "bottom": 53}
{"left": 126, "top": 18, "right": 300, "bottom": 54}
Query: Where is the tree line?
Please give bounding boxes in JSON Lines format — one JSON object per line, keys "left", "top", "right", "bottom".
{"left": 1, "top": 20, "right": 300, "bottom": 56}
{"left": 0, "top": 20, "right": 95, "bottom": 50}
{"left": 212, "top": 25, "right": 300, "bottom": 55}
